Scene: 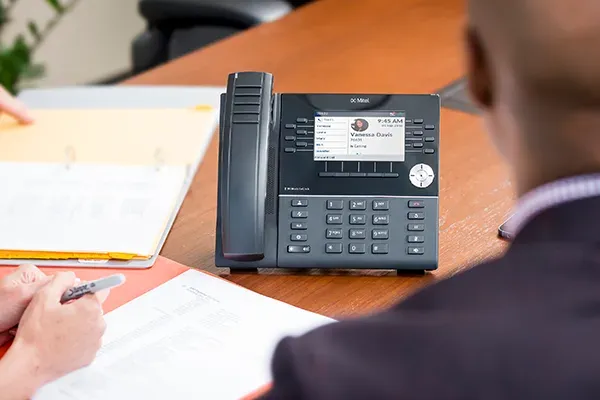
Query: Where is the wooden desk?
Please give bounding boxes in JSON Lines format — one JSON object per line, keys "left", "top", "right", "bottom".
{"left": 125, "top": 0, "right": 514, "bottom": 318}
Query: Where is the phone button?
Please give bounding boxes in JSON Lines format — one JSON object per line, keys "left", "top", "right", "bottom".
{"left": 296, "top": 118, "right": 308, "bottom": 123}
{"left": 350, "top": 214, "right": 366, "bottom": 225}
{"left": 349, "top": 229, "right": 366, "bottom": 239}
{"left": 407, "top": 235, "right": 425, "bottom": 243}
{"left": 371, "top": 229, "right": 389, "bottom": 239}
{"left": 349, "top": 200, "right": 367, "bottom": 210}
{"left": 372, "top": 200, "right": 389, "bottom": 210}
{"left": 326, "top": 200, "right": 344, "bottom": 210}
{"left": 325, "top": 243, "right": 343, "bottom": 254}
{"left": 414, "top": 119, "right": 424, "bottom": 124}
{"left": 326, "top": 214, "right": 343, "bottom": 224}
{"left": 291, "top": 222, "right": 307, "bottom": 230}
{"left": 371, "top": 243, "right": 389, "bottom": 254}
{"left": 291, "top": 210, "right": 308, "bottom": 218}
{"left": 288, "top": 245, "right": 310, "bottom": 253}
{"left": 284, "top": 148, "right": 296, "bottom": 153}
{"left": 372, "top": 215, "right": 390, "bottom": 225}
{"left": 349, "top": 243, "right": 366, "bottom": 254}
{"left": 408, "top": 212, "right": 425, "bottom": 220}
{"left": 285, "top": 124, "right": 296, "bottom": 129}
{"left": 326, "top": 229, "right": 343, "bottom": 239}
{"left": 408, "top": 223, "right": 425, "bottom": 231}
{"left": 408, "top": 200, "right": 425, "bottom": 208}
{"left": 290, "top": 234, "right": 308, "bottom": 242}
{"left": 291, "top": 199, "right": 308, "bottom": 207}
{"left": 425, "top": 124, "right": 435, "bottom": 130}
{"left": 425, "top": 137, "right": 435, "bottom": 142}
{"left": 408, "top": 247, "right": 425, "bottom": 255}
{"left": 424, "top": 149, "right": 435, "bottom": 154}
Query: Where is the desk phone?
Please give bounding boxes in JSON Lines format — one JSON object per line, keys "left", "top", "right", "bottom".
{"left": 215, "top": 71, "right": 440, "bottom": 273}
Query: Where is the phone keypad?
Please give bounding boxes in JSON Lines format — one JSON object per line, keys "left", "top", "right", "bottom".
{"left": 283, "top": 197, "right": 433, "bottom": 259}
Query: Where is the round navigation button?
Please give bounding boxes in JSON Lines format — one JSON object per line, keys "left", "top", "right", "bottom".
{"left": 409, "top": 163, "right": 435, "bottom": 188}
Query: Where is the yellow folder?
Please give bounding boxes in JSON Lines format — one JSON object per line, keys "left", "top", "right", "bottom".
{"left": 0, "top": 106, "right": 216, "bottom": 262}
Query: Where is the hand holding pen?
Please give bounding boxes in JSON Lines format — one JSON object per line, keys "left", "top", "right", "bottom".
{"left": 0, "top": 270, "right": 123, "bottom": 399}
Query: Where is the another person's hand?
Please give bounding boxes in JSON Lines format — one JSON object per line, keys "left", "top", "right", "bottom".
{"left": 0, "top": 85, "right": 33, "bottom": 124}
{"left": 9, "top": 272, "right": 108, "bottom": 389}
{"left": 0, "top": 264, "right": 50, "bottom": 346}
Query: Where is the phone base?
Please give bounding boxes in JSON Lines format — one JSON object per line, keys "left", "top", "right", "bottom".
{"left": 396, "top": 269, "right": 427, "bottom": 275}
{"left": 229, "top": 267, "right": 259, "bottom": 274}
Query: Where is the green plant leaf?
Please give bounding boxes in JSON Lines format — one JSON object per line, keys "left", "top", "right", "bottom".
{"left": 21, "top": 63, "right": 46, "bottom": 80}
{"left": 0, "top": 3, "right": 7, "bottom": 25}
{"left": 27, "top": 21, "right": 41, "bottom": 41}
{"left": 46, "top": 0, "right": 65, "bottom": 13}
{"left": 12, "top": 35, "right": 31, "bottom": 64}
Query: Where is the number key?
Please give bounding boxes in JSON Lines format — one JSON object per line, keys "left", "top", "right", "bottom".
{"left": 350, "top": 200, "right": 367, "bottom": 210}
{"left": 326, "top": 228, "right": 343, "bottom": 239}
{"left": 327, "top": 214, "right": 343, "bottom": 224}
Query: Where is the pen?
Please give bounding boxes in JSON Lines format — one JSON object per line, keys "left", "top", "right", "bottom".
{"left": 8, "top": 274, "right": 126, "bottom": 336}
{"left": 60, "top": 274, "right": 126, "bottom": 303}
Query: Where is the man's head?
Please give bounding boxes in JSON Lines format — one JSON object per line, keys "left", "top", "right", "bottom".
{"left": 466, "top": 0, "right": 600, "bottom": 194}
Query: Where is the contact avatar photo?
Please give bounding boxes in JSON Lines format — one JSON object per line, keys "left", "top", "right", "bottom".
{"left": 351, "top": 118, "right": 369, "bottom": 132}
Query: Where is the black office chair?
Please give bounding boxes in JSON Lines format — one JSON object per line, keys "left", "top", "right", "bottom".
{"left": 132, "top": 0, "right": 314, "bottom": 74}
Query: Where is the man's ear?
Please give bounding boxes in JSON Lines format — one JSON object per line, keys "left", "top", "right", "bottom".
{"left": 465, "top": 26, "right": 494, "bottom": 109}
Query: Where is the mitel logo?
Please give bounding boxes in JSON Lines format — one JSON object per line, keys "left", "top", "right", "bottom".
{"left": 350, "top": 97, "right": 370, "bottom": 104}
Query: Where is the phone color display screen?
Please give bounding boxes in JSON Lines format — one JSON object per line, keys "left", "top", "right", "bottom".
{"left": 313, "top": 111, "right": 405, "bottom": 162}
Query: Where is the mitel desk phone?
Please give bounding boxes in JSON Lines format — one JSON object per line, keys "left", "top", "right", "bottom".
{"left": 215, "top": 71, "right": 440, "bottom": 273}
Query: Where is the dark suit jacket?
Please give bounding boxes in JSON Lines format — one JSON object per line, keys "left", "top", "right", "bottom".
{"left": 260, "top": 196, "right": 600, "bottom": 399}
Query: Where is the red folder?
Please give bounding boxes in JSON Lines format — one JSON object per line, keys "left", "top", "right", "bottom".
{"left": 0, "top": 257, "right": 270, "bottom": 399}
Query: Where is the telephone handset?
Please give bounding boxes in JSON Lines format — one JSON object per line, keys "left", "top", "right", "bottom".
{"left": 216, "top": 71, "right": 440, "bottom": 273}
{"left": 218, "top": 71, "right": 274, "bottom": 261}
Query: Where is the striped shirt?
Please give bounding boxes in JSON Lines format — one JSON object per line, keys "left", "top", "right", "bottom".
{"left": 504, "top": 174, "right": 600, "bottom": 237}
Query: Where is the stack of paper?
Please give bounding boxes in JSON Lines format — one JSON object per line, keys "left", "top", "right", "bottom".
{"left": 32, "top": 269, "right": 335, "bottom": 400}
{"left": 0, "top": 108, "right": 217, "bottom": 264}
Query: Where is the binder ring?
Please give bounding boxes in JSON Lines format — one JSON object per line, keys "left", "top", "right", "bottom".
{"left": 154, "top": 148, "right": 164, "bottom": 171}
{"left": 65, "top": 146, "right": 76, "bottom": 169}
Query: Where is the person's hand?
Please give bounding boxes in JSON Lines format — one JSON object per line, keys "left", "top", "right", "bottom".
{"left": 0, "top": 85, "right": 33, "bottom": 124}
{"left": 10, "top": 272, "right": 109, "bottom": 387}
{"left": 0, "top": 264, "right": 50, "bottom": 346}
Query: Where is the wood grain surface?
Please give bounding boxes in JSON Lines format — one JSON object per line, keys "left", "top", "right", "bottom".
{"left": 124, "top": 0, "right": 515, "bottom": 319}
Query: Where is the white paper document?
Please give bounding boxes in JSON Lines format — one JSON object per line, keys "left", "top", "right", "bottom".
{"left": 0, "top": 162, "right": 186, "bottom": 257}
{"left": 33, "top": 270, "right": 335, "bottom": 400}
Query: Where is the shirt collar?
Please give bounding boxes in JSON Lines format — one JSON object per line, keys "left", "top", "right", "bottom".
{"left": 504, "top": 173, "right": 600, "bottom": 237}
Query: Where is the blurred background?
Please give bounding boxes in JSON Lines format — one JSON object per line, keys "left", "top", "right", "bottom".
{"left": 0, "top": 0, "right": 314, "bottom": 93}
